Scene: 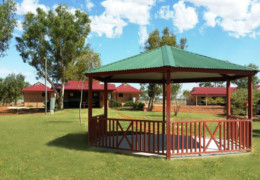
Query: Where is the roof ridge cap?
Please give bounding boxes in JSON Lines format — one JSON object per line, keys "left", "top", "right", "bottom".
{"left": 161, "top": 45, "right": 175, "bottom": 66}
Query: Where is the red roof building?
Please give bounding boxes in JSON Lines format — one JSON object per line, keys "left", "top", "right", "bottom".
{"left": 190, "top": 87, "right": 237, "bottom": 97}
{"left": 21, "top": 82, "right": 53, "bottom": 92}
{"left": 114, "top": 83, "right": 142, "bottom": 93}
{"left": 55, "top": 80, "right": 116, "bottom": 91}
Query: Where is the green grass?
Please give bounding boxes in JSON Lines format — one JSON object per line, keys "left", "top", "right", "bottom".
{"left": 0, "top": 109, "right": 259, "bottom": 179}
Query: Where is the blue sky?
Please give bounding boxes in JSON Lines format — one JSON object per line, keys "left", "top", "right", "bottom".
{"left": 1, "top": 0, "right": 260, "bottom": 91}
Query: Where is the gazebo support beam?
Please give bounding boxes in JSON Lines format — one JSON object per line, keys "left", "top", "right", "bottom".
{"left": 166, "top": 70, "right": 171, "bottom": 160}
{"left": 88, "top": 76, "right": 93, "bottom": 144}
{"left": 104, "top": 81, "right": 108, "bottom": 118}
{"left": 226, "top": 79, "right": 231, "bottom": 119}
{"left": 248, "top": 75, "right": 253, "bottom": 148}
{"left": 162, "top": 82, "right": 165, "bottom": 154}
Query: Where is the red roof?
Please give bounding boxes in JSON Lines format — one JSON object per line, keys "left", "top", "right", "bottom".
{"left": 114, "top": 83, "right": 142, "bottom": 93}
{"left": 21, "top": 82, "right": 53, "bottom": 92}
{"left": 190, "top": 87, "right": 237, "bottom": 96}
{"left": 256, "top": 85, "right": 260, "bottom": 89}
{"left": 55, "top": 80, "right": 116, "bottom": 91}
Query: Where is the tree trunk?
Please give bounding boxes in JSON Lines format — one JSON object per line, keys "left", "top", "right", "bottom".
{"left": 148, "top": 96, "right": 154, "bottom": 111}
{"left": 79, "top": 79, "right": 84, "bottom": 125}
{"left": 58, "top": 83, "right": 65, "bottom": 110}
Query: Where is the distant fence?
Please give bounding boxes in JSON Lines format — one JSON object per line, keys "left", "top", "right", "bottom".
{"left": 152, "top": 105, "right": 225, "bottom": 115}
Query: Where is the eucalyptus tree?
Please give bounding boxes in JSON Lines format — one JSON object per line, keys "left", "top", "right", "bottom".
{"left": 16, "top": 5, "right": 91, "bottom": 109}
{"left": 0, "top": 0, "right": 16, "bottom": 58}
{"left": 143, "top": 27, "right": 187, "bottom": 111}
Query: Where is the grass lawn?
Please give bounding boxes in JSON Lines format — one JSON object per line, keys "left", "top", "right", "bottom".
{"left": 0, "top": 109, "right": 259, "bottom": 179}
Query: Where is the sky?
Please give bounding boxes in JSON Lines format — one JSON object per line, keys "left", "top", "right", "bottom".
{"left": 1, "top": 0, "right": 260, "bottom": 91}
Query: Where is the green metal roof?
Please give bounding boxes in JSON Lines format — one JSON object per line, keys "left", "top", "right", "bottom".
{"left": 85, "top": 45, "right": 254, "bottom": 74}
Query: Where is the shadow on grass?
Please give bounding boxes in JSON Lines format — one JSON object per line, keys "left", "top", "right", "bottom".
{"left": 46, "top": 133, "right": 156, "bottom": 159}
{"left": 47, "top": 133, "right": 90, "bottom": 151}
{"left": 253, "top": 130, "right": 260, "bottom": 138}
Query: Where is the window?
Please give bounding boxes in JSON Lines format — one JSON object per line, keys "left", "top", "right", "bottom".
{"left": 42, "top": 93, "right": 45, "bottom": 97}
{"left": 119, "top": 93, "right": 123, "bottom": 97}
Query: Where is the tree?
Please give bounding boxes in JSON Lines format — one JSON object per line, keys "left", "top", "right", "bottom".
{"left": 171, "top": 83, "right": 182, "bottom": 116}
{"left": 232, "top": 63, "right": 260, "bottom": 88}
{"left": 143, "top": 27, "right": 187, "bottom": 111}
{"left": 66, "top": 47, "right": 101, "bottom": 124}
{"left": 0, "top": 73, "right": 29, "bottom": 105}
{"left": 183, "top": 90, "right": 191, "bottom": 100}
{"left": 16, "top": 5, "right": 91, "bottom": 109}
{"left": 0, "top": 0, "right": 16, "bottom": 58}
{"left": 199, "top": 82, "right": 224, "bottom": 87}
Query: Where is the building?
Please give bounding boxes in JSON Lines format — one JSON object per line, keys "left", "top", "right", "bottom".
{"left": 21, "top": 81, "right": 141, "bottom": 108}
{"left": 188, "top": 85, "right": 260, "bottom": 106}
{"left": 188, "top": 87, "right": 237, "bottom": 106}
{"left": 112, "top": 83, "right": 142, "bottom": 103}
{"left": 21, "top": 82, "right": 54, "bottom": 107}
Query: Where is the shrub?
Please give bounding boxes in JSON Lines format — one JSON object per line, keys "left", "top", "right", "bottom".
{"left": 111, "top": 101, "right": 122, "bottom": 108}
{"left": 124, "top": 101, "right": 134, "bottom": 107}
{"left": 231, "top": 89, "right": 260, "bottom": 115}
{"left": 132, "top": 102, "right": 145, "bottom": 111}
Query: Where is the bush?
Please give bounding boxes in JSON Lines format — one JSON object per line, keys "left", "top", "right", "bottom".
{"left": 132, "top": 102, "right": 145, "bottom": 111}
{"left": 231, "top": 89, "right": 260, "bottom": 115}
{"left": 111, "top": 101, "right": 122, "bottom": 108}
{"left": 124, "top": 101, "right": 134, "bottom": 107}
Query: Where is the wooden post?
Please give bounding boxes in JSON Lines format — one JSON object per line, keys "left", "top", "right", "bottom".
{"left": 162, "top": 82, "right": 166, "bottom": 154}
{"left": 248, "top": 76, "right": 253, "bottom": 120}
{"left": 166, "top": 70, "right": 171, "bottom": 160}
{"left": 88, "top": 77, "right": 93, "bottom": 144}
{"left": 205, "top": 96, "right": 208, "bottom": 106}
{"left": 195, "top": 96, "right": 197, "bottom": 106}
{"left": 104, "top": 81, "right": 108, "bottom": 118}
{"left": 226, "top": 79, "right": 231, "bottom": 119}
{"left": 163, "top": 83, "right": 166, "bottom": 123}
{"left": 248, "top": 75, "right": 253, "bottom": 149}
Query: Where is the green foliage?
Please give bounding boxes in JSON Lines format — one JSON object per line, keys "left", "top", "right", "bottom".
{"left": 15, "top": 4, "right": 91, "bottom": 109}
{"left": 65, "top": 47, "right": 101, "bottom": 81}
{"left": 183, "top": 90, "right": 191, "bottom": 99}
{"left": 124, "top": 101, "right": 134, "bottom": 107}
{"left": 231, "top": 89, "right": 260, "bottom": 115}
{"left": 142, "top": 27, "right": 187, "bottom": 111}
{"left": 199, "top": 82, "right": 225, "bottom": 87}
{"left": 0, "top": 73, "right": 30, "bottom": 104}
{"left": 0, "top": 0, "right": 16, "bottom": 58}
{"left": 232, "top": 64, "right": 260, "bottom": 88}
{"left": 111, "top": 101, "right": 122, "bottom": 108}
{"left": 133, "top": 102, "right": 145, "bottom": 111}
{"left": 202, "top": 97, "right": 225, "bottom": 105}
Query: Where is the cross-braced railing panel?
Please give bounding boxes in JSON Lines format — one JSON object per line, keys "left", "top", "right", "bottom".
{"left": 89, "top": 116, "right": 252, "bottom": 156}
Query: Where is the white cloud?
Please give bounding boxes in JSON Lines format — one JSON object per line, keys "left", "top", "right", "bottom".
{"left": 86, "top": 0, "right": 94, "bottom": 11}
{"left": 185, "top": 0, "right": 260, "bottom": 38}
{"left": 0, "top": 68, "right": 34, "bottom": 77}
{"left": 15, "top": 20, "right": 23, "bottom": 31}
{"left": 16, "top": 0, "right": 49, "bottom": 15}
{"left": 138, "top": 26, "right": 148, "bottom": 44}
{"left": 90, "top": 14, "right": 127, "bottom": 38}
{"left": 203, "top": 11, "right": 217, "bottom": 27}
{"left": 172, "top": 1, "right": 198, "bottom": 33}
{"left": 157, "top": 6, "right": 174, "bottom": 20}
{"left": 91, "top": 0, "right": 155, "bottom": 38}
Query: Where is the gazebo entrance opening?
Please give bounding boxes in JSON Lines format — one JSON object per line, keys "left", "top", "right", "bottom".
{"left": 85, "top": 45, "right": 257, "bottom": 159}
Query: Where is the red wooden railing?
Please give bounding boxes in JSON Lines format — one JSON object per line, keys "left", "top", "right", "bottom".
{"left": 89, "top": 116, "right": 252, "bottom": 156}
{"left": 169, "top": 119, "right": 251, "bottom": 156}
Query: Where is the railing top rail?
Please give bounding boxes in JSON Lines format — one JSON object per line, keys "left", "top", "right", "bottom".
{"left": 107, "top": 118, "right": 163, "bottom": 123}
{"left": 107, "top": 117, "right": 251, "bottom": 123}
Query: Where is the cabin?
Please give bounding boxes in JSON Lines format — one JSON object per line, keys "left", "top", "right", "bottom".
{"left": 21, "top": 81, "right": 142, "bottom": 108}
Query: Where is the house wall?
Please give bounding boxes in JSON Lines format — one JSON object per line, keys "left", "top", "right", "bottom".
{"left": 187, "top": 95, "right": 226, "bottom": 105}
{"left": 112, "top": 92, "right": 140, "bottom": 103}
{"left": 23, "top": 92, "right": 54, "bottom": 107}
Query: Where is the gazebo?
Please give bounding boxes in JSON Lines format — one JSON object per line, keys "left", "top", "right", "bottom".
{"left": 84, "top": 45, "right": 258, "bottom": 160}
